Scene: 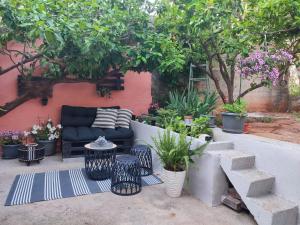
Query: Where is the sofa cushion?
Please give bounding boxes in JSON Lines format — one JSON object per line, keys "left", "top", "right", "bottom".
{"left": 92, "top": 108, "right": 118, "bottom": 129}
{"left": 62, "top": 126, "right": 133, "bottom": 142}
{"left": 61, "top": 105, "right": 97, "bottom": 127}
{"left": 115, "top": 109, "right": 133, "bottom": 129}
{"left": 62, "top": 127, "right": 78, "bottom": 141}
{"left": 103, "top": 128, "right": 134, "bottom": 140}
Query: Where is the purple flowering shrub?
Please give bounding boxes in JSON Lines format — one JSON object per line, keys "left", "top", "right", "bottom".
{"left": 238, "top": 50, "right": 293, "bottom": 85}
{"left": 0, "top": 131, "right": 23, "bottom": 145}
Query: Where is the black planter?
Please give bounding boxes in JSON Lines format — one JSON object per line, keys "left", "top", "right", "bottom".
{"left": 37, "top": 140, "right": 56, "bottom": 156}
{"left": 222, "top": 112, "right": 246, "bottom": 134}
{"left": 1, "top": 144, "right": 21, "bottom": 159}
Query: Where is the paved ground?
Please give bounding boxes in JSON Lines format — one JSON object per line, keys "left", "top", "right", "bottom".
{"left": 247, "top": 112, "right": 300, "bottom": 144}
{"left": 0, "top": 155, "right": 256, "bottom": 225}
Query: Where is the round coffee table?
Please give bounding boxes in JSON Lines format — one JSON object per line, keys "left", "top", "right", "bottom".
{"left": 84, "top": 142, "right": 117, "bottom": 180}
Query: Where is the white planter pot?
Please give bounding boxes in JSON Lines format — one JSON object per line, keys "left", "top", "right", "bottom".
{"left": 163, "top": 168, "right": 186, "bottom": 197}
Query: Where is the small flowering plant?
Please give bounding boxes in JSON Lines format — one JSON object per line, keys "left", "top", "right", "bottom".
{"left": 26, "top": 119, "right": 62, "bottom": 141}
{"left": 0, "top": 131, "right": 23, "bottom": 145}
{"left": 238, "top": 49, "right": 293, "bottom": 85}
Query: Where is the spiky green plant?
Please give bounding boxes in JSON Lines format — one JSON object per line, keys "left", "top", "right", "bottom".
{"left": 167, "top": 89, "right": 218, "bottom": 117}
{"left": 151, "top": 129, "right": 208, "bottom": 172}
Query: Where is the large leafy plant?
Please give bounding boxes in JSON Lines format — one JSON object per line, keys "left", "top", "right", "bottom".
{"left": 151, "top": 129, "right": 208, "bottom": 172}
{"left": 167, "top": 89, "right": 217, "bottom": 117}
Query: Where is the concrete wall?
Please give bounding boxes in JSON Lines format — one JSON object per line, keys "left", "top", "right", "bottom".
{"left": 213, "top": 128, "right": 300, "bottom": 220}
{"left": 205, "top": 67, "right": 289, "bottom": 112}
{"left": 131, "top": 121, "right": 233, "bottom": 206}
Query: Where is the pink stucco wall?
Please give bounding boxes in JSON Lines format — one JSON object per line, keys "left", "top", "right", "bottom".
{"left": 0, "top": 44, "right": 152, "bottom": 131}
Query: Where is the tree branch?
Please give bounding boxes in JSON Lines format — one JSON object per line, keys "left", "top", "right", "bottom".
{"left": 0, "top": 53, "right": 43, "bottom": 76}
{"left": 237, "top": 81, "right": 267, "bottom": 99}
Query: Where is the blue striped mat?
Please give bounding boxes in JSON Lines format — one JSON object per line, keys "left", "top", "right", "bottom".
{"left": 5, "top": 168, "right": 162, "bottom": 206}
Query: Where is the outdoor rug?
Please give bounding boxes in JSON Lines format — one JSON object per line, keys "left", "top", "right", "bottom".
{"left": 5, "top": 168, "right": 162, "bottom": 206}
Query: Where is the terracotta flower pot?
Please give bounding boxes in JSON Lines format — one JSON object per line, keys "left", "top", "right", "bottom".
{"left": 163, "top": 168, "right": 186, "bottom": 198}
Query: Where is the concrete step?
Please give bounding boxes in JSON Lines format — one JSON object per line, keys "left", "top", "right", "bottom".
{"left": 221, "top": 150, "right": 255, "bottom": 170}
{"left": 233, "top": 169, "right": 275, "bottom": 197}
{"left": 246, "top": 194, "right": 298, "bottom": 225}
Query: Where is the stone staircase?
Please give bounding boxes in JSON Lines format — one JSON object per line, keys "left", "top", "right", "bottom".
{"left": 220, "top": 150, "right": 298, "bottom": 225}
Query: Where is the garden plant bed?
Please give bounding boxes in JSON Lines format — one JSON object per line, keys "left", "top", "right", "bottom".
{"left": 247, "top": 113, "right": 300, "bottom": 144}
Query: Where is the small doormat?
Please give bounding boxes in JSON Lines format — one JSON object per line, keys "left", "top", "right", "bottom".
{"left": 5, "top": 168, "right": 162, "bottom": 206}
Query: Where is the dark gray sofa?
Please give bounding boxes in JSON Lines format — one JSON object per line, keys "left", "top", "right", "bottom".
{"left": 61, "top": 105, "right": 134, "bottom": 158}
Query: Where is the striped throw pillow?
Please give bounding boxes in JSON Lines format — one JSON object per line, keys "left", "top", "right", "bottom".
{"left": 92, "top": 108, "right": 118, "bottom": 129}
{"left": 115, "top": 109, "right": 133, "bottom": 129}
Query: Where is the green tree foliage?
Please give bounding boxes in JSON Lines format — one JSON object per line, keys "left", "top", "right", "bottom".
{"left": 0, "top": 0, "right": 299, "bottom": 103}
{"left": 154, "top": 0, "right": 300, "bottom": 103}
{"left": 0, "top": 0, "right": 185, "bottom": 79}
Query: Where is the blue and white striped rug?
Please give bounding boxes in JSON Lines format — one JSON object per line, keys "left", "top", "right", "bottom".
{"left": 5, "top": 168, "right": 162, "bottom": 206}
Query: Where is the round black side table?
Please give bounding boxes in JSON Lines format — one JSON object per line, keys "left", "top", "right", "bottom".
{"left": 130, "top": 145, "right": 153, "bottom": 176}
{"left": 111, "top": 154, "right": 142, "bottom": 196}
{"left": 84, "top": 142, "right": 117, "bottom": 180}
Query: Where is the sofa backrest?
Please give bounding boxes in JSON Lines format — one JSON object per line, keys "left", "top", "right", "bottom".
{"left": 61, "top": 105, "right": 121, "bottom": 127}
{"left": 61, "top": 105, "right": 97, "bottom": 127}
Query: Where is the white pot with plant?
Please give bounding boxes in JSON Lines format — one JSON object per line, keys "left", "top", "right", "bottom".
{"left": 151, "top": 129, "right": 208, "bottom": 197}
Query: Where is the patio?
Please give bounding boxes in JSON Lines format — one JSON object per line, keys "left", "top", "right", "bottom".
{"left": 0, "top": 0, "right": 299, "bottom": 225}
{"left": 0, "top": 156, "right": 256, "bottom": 225}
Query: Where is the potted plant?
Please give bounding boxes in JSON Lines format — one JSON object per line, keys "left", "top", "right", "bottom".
{"left": 151, "top": 129, "right": 208, "bottom": 197}
{"left": 222, "top": 99, "right": 247, "bottom": 133}
{"left": 0, "top": 131, "right": 23, "bottom": 159}
{"left": 167, "top": 89, "right": 218, "bottom": 127}
{"left": 27, "top": 119, "right": 62, "bottom": 156}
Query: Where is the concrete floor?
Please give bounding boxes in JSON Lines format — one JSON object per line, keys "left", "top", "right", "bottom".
{"left": 0, "top": 155, "right": 256, "bottom": 225}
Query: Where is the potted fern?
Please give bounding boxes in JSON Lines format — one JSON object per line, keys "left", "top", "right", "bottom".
{"left": 222, "top": 99, "right": 247, "bottom": 133}
{"left": 151, "top": 129, "right": 208, "bottom": 197}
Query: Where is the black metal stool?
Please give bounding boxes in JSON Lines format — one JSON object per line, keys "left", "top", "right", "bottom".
{"left": 111, "top": 154, "right": 142, "bottom": 196}
{"left": 130, "top": 145, "right": 153, "bottom": 176}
